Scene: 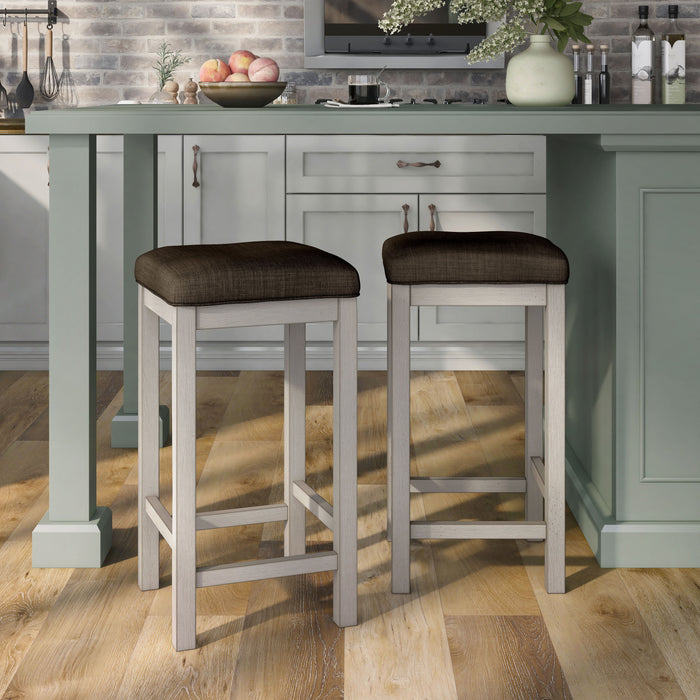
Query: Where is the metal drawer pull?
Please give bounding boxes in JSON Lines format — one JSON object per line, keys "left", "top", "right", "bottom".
{"left": 396, "top": 159, "right": 441, "bottom": 169}
{"left": 402, "top": 203, "right": 410, "bottom": 233}
{"left": 428, "top": 203, "right": 436, "bottom": 231}
{"left": 192, "top": 145, "right": 200, "bottom": 188}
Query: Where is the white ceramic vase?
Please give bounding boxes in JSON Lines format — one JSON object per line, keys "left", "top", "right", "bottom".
{"left": 505, "top": 34, "right": 575, "bottom": 106}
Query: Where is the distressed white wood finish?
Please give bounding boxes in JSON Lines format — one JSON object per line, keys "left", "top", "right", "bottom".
{"left": 143, "top": 288, "right": 175, "bottom": 325}
{"left": 197, "top": 297, "right": 337, "bottom": 330}
{"left": 293, "top": 480, "right": 334, "bottom": 530}
{"left": 545, "top": 285, "right": 566, "bottom": 593}
{"left": 389, "top": 284, "right": 411, "bottom": 594}
{"left": 171, "top": 305, "right": 197, "bottom": 651}
{"left": 411, "top": 284, "right": 547, "bottom": 307}
{"left": 196, "top": 551, "right": 338, "bottom": 588}
{"left": 138, "top": 285, "right": 359, "bottom": 649}
{"left": 531, "top": 457, "right": 546, "bottom": 498}
{"left": 410, "top": 521, "right": 547, "bottom": 540}
{"left": 145, "top": 495, "right": 173, "bottom": 548}
{"left": 195, "top": 503, "right": 288, "bottom": 530}
{"left": 387, "top": 277, "right": 567, "bottom": 595}
{"left": 138, "top": 285, "right": 161, "bottom": 590}
{"left": 285, "top": 323, "right": 307, "bottom": 556}
{"left": 409, "top": 476, "right": 527, "bottom": 493}
{"left": 333, "top": 297, "right": 358, "bottom": 627}
{"left": 525, "top": 306, "right": 545, "bottom": 525}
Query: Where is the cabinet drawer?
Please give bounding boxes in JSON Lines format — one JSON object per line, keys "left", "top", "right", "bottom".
{"left": 287, "top": 135, "right": 546, "bottom": 194}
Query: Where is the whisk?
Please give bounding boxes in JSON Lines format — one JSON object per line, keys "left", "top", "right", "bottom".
{"left": 40, "top": 23, "right": 59, "bottom": 101}
{"left": 0, "top": 77, "right": 8, "bottom": 110}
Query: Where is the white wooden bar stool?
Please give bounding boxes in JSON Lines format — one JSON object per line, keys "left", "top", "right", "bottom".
{"left": 135, "top": 241, "right": 359, "bottom": 651}
{"left": 383, "top": 230, "right": 569, "bottom": 595}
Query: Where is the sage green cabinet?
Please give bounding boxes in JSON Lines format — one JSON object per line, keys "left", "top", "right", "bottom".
{"left": 548, "top": 135, "right": 700, "bottom": 566}
{"left": 182, "top": 135, "right": 285, "bottom": 341}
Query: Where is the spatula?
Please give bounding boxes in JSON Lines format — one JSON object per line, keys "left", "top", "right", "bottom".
{"left": 16, "top": 12, "right": 34, "bottom": 109}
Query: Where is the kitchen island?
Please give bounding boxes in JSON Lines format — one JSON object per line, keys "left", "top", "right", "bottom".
{"left": 25, "top": 103, "right": 700, "bottom": 569}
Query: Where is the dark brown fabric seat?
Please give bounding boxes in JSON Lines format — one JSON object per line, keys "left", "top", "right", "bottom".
{"left": 135, "top": 241, "right": 360, "bottom": 306}
{"left": 382, "top": 231, "right": 569, "bottom": 285}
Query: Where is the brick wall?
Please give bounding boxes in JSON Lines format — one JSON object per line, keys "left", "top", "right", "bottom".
{"left": 0, "top": 1, "right": 697, "bottom": 108}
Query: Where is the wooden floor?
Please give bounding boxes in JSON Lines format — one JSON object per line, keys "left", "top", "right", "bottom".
{"left": 0, "top": 370, "right": 699, "bottom": 699}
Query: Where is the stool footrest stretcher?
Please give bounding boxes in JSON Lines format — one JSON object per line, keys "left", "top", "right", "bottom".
{"left": 410, "top": 520, "right": 547, "bottom": 540}
{"left": 409, "top": 476, "right": 527, "bottom": 493}
{"left": 293, "top": 480, "right": 334, "bottom": 529}
{"left": 196, "top": 551, "right": 338, "bottom": 588}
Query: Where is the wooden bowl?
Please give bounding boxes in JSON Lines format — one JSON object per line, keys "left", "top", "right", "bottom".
{"left": 199, "top": 82, "right": 287, "bottom": 108}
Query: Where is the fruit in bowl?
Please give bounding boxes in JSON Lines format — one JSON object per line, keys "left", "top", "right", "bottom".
{"left": 198, "top": 58, "right": 231, "bottom": 83}
{"left": 248, "top": 57, "right": 280, "bottom": 82}
{"left": 198, "top": 52, "right": 284, "bottom": 107}
{"left": 229, "top": 50, "right": 257, "bottom": 74}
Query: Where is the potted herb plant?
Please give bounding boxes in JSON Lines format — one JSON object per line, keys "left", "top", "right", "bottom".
{"left": 379, "top": 0, "right": 593, "bottom": 106}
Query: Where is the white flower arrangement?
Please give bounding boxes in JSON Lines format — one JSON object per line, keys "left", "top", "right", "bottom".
{"left": 378, "top": 0, "right": 593, "bottom": 64}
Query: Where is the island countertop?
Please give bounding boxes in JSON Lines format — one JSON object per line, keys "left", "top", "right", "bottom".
{"left": 25, "top": 102, "right": 700, "bottom": 137}
{"left": 29, "top": 100, "right": 700, "bottom": 571}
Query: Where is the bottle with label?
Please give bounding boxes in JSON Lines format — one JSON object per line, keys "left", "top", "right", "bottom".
{"left": 583, "top": 44, "right": 595, "bottom": 104}
{"left": 662, "top": 5, "right": 685, "bottom": 104}
{"left": 599, "top": 44, "right": 611, "bottom": 103}
{"left": 632, "top": 5, "right": 655, "bottom": 104}
{"left": 572, "top": 45, "right": 583, "bottom": 104}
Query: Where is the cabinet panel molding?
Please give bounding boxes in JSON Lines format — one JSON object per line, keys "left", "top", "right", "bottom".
{"left": 287, "top": 135, "right": 546, "bottom": 194}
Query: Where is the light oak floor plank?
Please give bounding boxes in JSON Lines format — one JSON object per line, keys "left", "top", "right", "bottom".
{"left": 518, "top": 513, "right": 688, "bottom": 699}
{"left": 0, "top": 370, "right": 698, "bottom": 699}
{"left": 0, "top": 372, "right": 49, "bottom": 457}
{"left": 344, "top": 484, "right": 458, "bottom": 700}
{"left": 620, "top": 568, "right": 700, "bottom": 699}
{"left": 116, "top": 615, "right": 244, "bottom": 699}
{"left": 446, "top": 615, "right": 571, "bottom": 700}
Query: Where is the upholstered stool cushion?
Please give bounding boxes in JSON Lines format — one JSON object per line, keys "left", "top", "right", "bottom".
{"left": 135, "top": 241, "right": 360, "bottom": 306}
{"left": 382, "top": 231, "right": 569, "bottom": 285}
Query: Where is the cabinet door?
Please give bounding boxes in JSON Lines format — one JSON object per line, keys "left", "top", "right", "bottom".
{"left": 286, "top": 194, "right": 419, "bottom": 341}
{"left": 183, "top": 135, "right": 285, "bottom": 341}
{"left": 417, "top": 194, "right": 546, "bottom": 341}
{"left": 96, "top": 135, "right": 183, "bottom": 342}
{"left": 0, "top": 135, "right": 49, "bottom": 342}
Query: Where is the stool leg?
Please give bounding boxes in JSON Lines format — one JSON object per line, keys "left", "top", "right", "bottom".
{"left": 389, "top": 284, "right": 411, "bottom": 594}
{"left": 333, "top": 297, "right": 357, "bottom": 627}
{"left": 544, "top": 285, "right": 566, "bottom": 594}
{"left": 525, "top": 305, "right": 544, "bottom": 533}
{"left": 138, "top": 286, "right": 160, "bottom": 591}
{"left": 284, "top": 323, "right": 306, "bottom": 557}
{"left": 171, "top": 306, "right": 197, "bottom": 650}
{"left": 386, "top": 284, "right": 392, "bottom": 542}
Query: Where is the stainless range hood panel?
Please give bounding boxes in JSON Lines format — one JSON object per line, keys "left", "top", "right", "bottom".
{"left": 304, "top": 0, "right": 504, "bottom": 69}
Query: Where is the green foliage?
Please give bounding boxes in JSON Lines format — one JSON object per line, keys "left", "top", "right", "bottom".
{"left": 153, "top": 41, "right": 191, "bottom": 90}
{"left": 538, "top": 0, "right": 593, "bottom": 53}
{"left": 379, "top": 0, "right": 593, "bottom": 62}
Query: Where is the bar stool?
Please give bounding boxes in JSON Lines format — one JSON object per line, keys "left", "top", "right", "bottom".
{"left": 135, "top": 240, "right": 359, "bottom": 651}
{"left": 383, "top": 230, "right": 569, "bottom": 595}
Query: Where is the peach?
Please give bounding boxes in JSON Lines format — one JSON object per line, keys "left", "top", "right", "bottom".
{"left": 198, "top": 58, "right": 231, "bottom": 83}
{"left": 248, "top": 57, "right": 280, "bottom": 83}
{"left": 225, "top": 73, "right": 250, "bottom": 82}
{"left": 229, "top": 50, "right": 256, "bottom": 74}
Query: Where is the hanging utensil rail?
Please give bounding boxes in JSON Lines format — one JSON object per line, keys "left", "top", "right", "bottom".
{"left": 1, "top": 1, "right": 57, "bottom": 27}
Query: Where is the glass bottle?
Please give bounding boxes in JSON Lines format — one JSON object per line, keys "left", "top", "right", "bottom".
{"left": 598, "top": 44, "right": 611, "bottom": 104}
{"left": 632, "top": 5, "right": 655, "bottom": 104}
{"left": 583, "top": 44, "right": 595, "bottom": 104}
{"left": 572, "top": 45, "right": 583, "bottom": 104}
{"left": 662, "top": 5, "right": 685, "bottom": 104}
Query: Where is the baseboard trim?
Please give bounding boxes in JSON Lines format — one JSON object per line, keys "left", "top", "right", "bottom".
{"left": 565, "top": 444, "right": 700, "bottom": 567}
{"left": 0, "top": 341, "right": 525, "bottom": 371}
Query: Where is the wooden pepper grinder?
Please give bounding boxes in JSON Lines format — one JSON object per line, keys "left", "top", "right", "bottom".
{"left": 183, "top": 78, "right": 198, "bottom": 105}
{"left": 163, "top": 80, "right": 179, "bottom": 104}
